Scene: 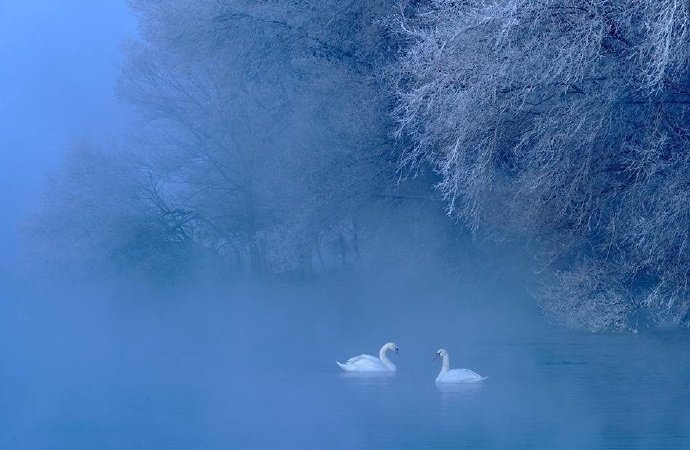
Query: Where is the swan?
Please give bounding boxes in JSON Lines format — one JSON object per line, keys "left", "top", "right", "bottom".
{"left": 337, "top": 342, "right": 399, "bottom": 372}
{"left": 434, "top": 348, "right": 486, "bottom": 383}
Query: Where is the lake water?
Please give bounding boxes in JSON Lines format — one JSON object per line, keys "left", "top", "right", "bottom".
{"left": 2, "top": 270, "right": 689, "bottom": 449}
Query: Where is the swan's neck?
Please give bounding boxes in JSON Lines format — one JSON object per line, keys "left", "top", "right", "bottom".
{"left": 440, "top": 355, "right": 450, "bottom": 374}
{"left": 379, "top": 346, "right": 395, "bottom": 369}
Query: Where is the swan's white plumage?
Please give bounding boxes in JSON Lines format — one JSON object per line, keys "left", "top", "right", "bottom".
{"left": 336, "top": 358, "right": 389, "bottom": 372}
{"left": 337, "top": 342, "right": 398, "bottom": 372}
{"left": 434, "top": 348, "right": 486, "bottom": 384}
{"left": 346, "top": 355, "right": 379, "bottom": 364}
{"left": 437, "top": 368, "right": 486, "bottom": 383}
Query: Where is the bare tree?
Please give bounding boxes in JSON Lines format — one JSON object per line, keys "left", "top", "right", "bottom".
{"left": 115, "top": 0, "right": 398, "bottom": 275}
{"left": 393, "top": 0, "right": 690, "bottom": 330}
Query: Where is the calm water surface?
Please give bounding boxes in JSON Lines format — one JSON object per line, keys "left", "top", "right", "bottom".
{"left": 2, "top": 274, "right": 689, "bottom": 449}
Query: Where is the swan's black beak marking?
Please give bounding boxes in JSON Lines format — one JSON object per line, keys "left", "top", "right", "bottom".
{"left": 433, "top": 352, "right": 440, "bottom": 361}
{"left": 395, "top": 347, "right": 399, "bottom": 355}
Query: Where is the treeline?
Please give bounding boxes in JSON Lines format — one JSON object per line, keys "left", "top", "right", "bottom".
{"left": 27, "top": 1, "right": 411, "bottom": 279}
{"left": 27, "top": 0, "right": 690, "bottom": 331}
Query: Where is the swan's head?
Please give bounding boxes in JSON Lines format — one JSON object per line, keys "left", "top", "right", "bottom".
{"left": 433, "top": 348, "right": 448, "bottom": 361}
{"left": 384, "top": 342, "right": 399, "bottom": 355}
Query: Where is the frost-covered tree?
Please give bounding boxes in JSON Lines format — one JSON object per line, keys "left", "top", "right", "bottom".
{"left": 394, "top": 0, "right": 690, "bottom": 330}
{"left": 24, "top": 142, "right": 204, "bottom": 279}
{"left": 28, "top": 0, "right": 402, "bottom": 278}
{"left": 118, "top": 0, "right": 399, "bottom": 275}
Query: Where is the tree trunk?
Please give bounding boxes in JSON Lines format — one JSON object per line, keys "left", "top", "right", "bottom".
{"left": 338, "top": 232, "right": 347, "bottom": 266}
{"left": 315, "top": 235, "right": 326, "bottom": 271}
{"left": 351, "top": 219, "right": 361, "bottom": 261}
{"left": 299, "top": 244, "right": 313, "bottom": 280}
{"left": 249, "top": 240, "right": 263, "bottom": 275}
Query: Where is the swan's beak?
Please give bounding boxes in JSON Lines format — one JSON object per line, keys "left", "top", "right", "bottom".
{"left": 395, "top": 347, "right": 399, "bottom": 355}
{"left": 433, "top": 353, "right": 439, "bottom": 361}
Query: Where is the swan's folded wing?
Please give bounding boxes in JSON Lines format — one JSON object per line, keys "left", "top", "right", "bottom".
{"left": 346, "top": 354, "right": 378, "bottom": 364}
{"left": 449, "top": 369, "right": 485, "bottom": 381}
{"left": 457, "top": 369, "right": 482, "bottom": 378}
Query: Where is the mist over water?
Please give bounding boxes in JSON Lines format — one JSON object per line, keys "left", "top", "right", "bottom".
{"left": 3, "top": 1, "right": 690, "bottom": 448}
{"left": 3, "top": 257, "right": 690, "bottom": 449}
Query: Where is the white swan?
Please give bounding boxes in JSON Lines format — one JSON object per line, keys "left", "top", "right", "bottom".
{"left": 337, "top": 342, "right": 399, "bottom": 372}
{"left": 434, "top": 348, "right": 486, "bottom": 383}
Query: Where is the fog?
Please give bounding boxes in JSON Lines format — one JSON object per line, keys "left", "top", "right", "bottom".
{"left": 2, "top": 1, "right": 690, "bottom": 449}
{"left": 4, "top": 262, "right": 690, "bottom": 448}
{"left": 0, "top": 0, "right": 134, "bottom": 264}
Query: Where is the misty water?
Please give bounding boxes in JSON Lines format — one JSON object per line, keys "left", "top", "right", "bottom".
{"left": 2, "top": 266, "right": 689, "bottom": 450}
{"left": 4, "top": 1, "right": 690, "bottom": 449}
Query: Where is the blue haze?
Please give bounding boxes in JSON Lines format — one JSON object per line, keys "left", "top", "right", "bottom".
{"left": 2, "top": 268, "right": 690, "bottom": 449}
{"left": 0, "top": 0, "right": 135, "bottom": 267}
{"left": 1, "top": 2, "right": 689, "bottom": 449}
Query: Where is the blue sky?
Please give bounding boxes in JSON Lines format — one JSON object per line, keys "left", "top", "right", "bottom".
{"left": 0, "top": 0, "right": 136, "bottom": 265}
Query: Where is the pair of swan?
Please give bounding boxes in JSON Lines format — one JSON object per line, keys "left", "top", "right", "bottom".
{"left": 337, "top": 342, "right": 486, "bottom": 384}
